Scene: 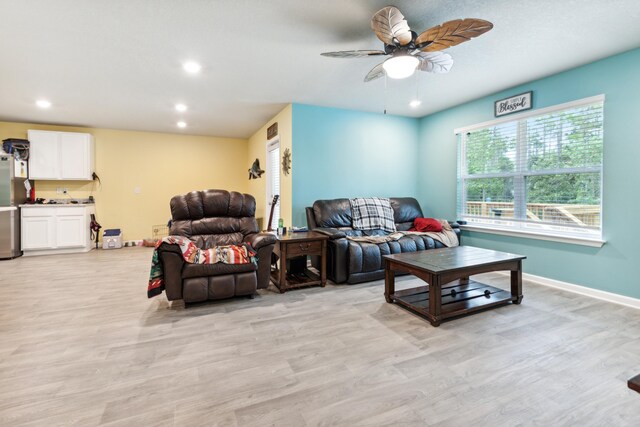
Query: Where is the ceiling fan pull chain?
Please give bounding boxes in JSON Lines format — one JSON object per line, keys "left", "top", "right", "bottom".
{"left": 384, "top": 74, "right": 388, "bottom": 115}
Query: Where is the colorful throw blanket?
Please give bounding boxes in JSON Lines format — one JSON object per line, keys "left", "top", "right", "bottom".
{"left": 346, "top": 219, "right": 459, "bottom": 248}
{"left": 147, "top": 236, "right": 257, "bottom": 298}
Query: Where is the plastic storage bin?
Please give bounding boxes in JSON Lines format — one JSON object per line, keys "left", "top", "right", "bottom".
{"left": 103, "top": 229, "right": 122, "bottom": 249}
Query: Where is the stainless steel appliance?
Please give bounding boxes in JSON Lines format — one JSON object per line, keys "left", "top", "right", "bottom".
{"left": 0, "top": 154, "right": 28, "bottom": 259}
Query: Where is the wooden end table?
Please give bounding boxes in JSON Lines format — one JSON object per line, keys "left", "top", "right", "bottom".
{"left": 384, "top": 246, "right": 526, "bottom": 326}
{"left": 270, "top": 231, "right": 328, "bottom": 293}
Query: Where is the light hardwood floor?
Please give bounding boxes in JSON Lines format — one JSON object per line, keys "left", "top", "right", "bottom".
{"left": 1, "top": 247, "right": 640, "bottom": 426}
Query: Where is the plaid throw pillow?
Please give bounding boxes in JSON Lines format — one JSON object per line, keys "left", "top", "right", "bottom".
{"left": 349, "top": 197, "right": 396, "bottom": 233}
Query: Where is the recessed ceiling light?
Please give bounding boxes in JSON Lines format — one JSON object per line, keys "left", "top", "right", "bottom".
{"left": 175, "top": 103, "right": 187, "bottom": 112}
{"left": 409, "top": 99, "right": 422, "bottom": 108}
{"left": 182, "top": 61, "right": 201, "bottom": 74}
{"left": 36, "top": 99, "right": 51, "bottom": 109}
{"left": 177, "top": 121, "right": 187, "bottom": 128}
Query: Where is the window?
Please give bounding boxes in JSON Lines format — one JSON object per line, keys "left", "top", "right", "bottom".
{"left": 456, "top": 95, "right": 604, "bottom": 244}
{"left": 266, "top": 138, "right": 280, "bottom": 230}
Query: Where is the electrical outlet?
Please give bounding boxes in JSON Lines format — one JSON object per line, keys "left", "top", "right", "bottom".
{"left": 56, "top": 187, "right": 69, "bottom": 194}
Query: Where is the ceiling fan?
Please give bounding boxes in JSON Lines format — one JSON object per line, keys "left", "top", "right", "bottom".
{"left": 321, "top": 6, "right": 493, "bottom": 82}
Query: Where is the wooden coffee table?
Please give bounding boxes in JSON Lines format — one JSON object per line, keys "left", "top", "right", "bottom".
{"left": 629, "top": 374, "right": 640, "bottom": 394}
{"left": 384, "top": 246, "right": 526, "bottom": 326}
{"left": 270, "top": 231, "right": 328, "bottom": 293}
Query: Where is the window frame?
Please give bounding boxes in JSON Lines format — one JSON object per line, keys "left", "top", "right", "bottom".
{"left": 455, "top": 94, "right": 605, "bottom": 247}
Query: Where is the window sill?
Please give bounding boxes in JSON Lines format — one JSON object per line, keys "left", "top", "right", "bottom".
{"left": 459, "top": 224, "right": 605, "bottom": 247}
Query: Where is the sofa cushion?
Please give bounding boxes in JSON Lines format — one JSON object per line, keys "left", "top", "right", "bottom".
{"left": 313, "top": 198, "right": 353, "bottom": 228}
{"left": 169, "top": 190, "right": 259, "bottom": 239}
{"left": 348, "top": 235, "right": 437, "bottom": 274}
{"left": 390, "top": 198, "right": 424, "bottom": 231}
{"left": 312, "top": 197, "right": 424, "bottom": 231}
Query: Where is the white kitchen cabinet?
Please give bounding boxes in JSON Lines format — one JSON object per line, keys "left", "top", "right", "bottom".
{"left": 55, "top": 211, "right": 86, "bottom": 248}
{"left": 21, "top": 205, "right": 95, "bottom": 255}
{"left": 21, "top": 209, "right": 56, "bottom": 250}
{"left": 28, "top": 131, "right": 59, "bottom": 179}
{"left": 28, "top": 130, "right": 94, "bottom": 180}
{"left": 59, "top": 132, "right": 91, "bottom": 180}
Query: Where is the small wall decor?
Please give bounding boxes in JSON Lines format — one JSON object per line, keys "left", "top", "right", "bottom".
{"left": 495, "top": 91, "right": 532, "bottom": 117}
{"left": 248, "top": 158, "right": 264, "bottom": 179}
{"left": 267, "top": 122, "right": 278, "bottom": 140}
{"left": 282, "top": 148, "right": 291, "bottom": 176}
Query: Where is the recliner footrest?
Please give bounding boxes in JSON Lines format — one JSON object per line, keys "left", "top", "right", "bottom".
{"left": 183, "top": 272, "right": 257, "bottom": 303}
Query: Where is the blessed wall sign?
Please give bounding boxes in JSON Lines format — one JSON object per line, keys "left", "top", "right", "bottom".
{"left": 494, "top": 91, "right": 532, "bottom": 117}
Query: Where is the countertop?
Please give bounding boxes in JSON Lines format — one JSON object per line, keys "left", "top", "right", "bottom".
{"left": 20, "top": 203, "right": 95, "bottom": 208}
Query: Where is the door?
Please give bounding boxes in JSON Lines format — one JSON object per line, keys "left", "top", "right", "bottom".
{"left": 266, "top": 138, "right": 280, "bottom": 230}
{"left": 28, "top": 130, "right": 59, "bottom": 179}
{"left": 59, "top": 133, "right": 89, "bottom": 179}
{"left": 56, "top": 215, "right": 85, "bottom": 247}
{"left": 21, "top": 215, "right": 56, "bottom": 249}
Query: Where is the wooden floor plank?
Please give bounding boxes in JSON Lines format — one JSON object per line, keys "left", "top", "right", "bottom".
{"left": 0, "top": 248, "right": 639, "bottom": 425}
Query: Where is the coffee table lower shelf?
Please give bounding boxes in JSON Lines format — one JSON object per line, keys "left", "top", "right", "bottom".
{"left": 391, "top": 280, "right": 516, "bottom": 325}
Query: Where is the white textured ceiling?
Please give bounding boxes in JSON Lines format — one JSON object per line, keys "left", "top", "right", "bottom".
{"left": 1, "top": 0, "right": 639, "bottom": 138}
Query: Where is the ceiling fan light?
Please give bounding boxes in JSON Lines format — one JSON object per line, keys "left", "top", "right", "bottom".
{"left": 383, "top": 55, "right": 419, "bottom": 79}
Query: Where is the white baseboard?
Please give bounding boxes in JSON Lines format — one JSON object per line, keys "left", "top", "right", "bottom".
{"left": 23, "top": 246, "right": 94, "bottom": 256}
{"left": 497, "top": 271, "right": 640, "bottom": 310}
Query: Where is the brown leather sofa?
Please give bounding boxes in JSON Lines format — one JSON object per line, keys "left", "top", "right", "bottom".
{"left": 306, "top": 197, "right": 460, "bottom": 284}
{"left": 158, "top": 189, "right": 277, "bottom": 304}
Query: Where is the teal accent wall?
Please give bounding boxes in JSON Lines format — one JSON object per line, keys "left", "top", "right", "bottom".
{"left": 291, "top": 103, "right": 419, "bottom": 227}
{"left": 418, "top": 48, "right": 640, "bottom": 298}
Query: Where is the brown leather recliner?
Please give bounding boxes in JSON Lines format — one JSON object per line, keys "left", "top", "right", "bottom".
{"left": 158, "top": 189, "right": 277, "bottom": 304}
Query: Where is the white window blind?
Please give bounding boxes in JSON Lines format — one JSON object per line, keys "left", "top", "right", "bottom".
{"left": 267, "top": 141, "right": 280, "bottom": 229}
{"left": 457, "top": 96, "right": 604, "bottom": 241}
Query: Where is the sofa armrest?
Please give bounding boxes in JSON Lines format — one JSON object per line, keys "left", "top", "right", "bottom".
{"left": 447, "top": 221, "right": 461, "bottom": 244}
{"left": 157, "top": 245, "right": 184, "bottom": 301}
{"left": 245, "top": 232, "right": 278, "bottom": 250}
{"left": 326, "top": 237, "right": 349, "bottom": 283}
{"left": 157, "top": 241, "right": 182, "bottom": 254}
{"left": 313, "top": 227, "right": 347, "bottom": 240}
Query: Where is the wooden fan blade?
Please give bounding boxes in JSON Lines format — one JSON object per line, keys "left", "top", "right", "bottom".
{"left": 364, "top": 62, "right": 385, "bottom": 82}
{"left": 321, "top": 50, "right": 387, "bottom": 58}
{"left": 416, "top": 18, "right": 493, "bottom": 52}
{"left": 417, "top": 52, "right": 454, "bottom": 73}
{"left": 371, "top": 6, "right": 412, "bottom": 46}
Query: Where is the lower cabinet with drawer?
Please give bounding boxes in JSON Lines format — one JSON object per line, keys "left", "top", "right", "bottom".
{"left": 21, "top": 205, "right": 96, "bottom": 256}
{"left": 270, "top": 231, "right": 328, "bottom": 293}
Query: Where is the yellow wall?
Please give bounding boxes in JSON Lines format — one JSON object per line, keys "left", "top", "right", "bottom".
{"left": 247, "top": 104, "right": 292, "bottom": 229}
{"left": 0, "top": 121, "right": 248, "bottom": 240}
